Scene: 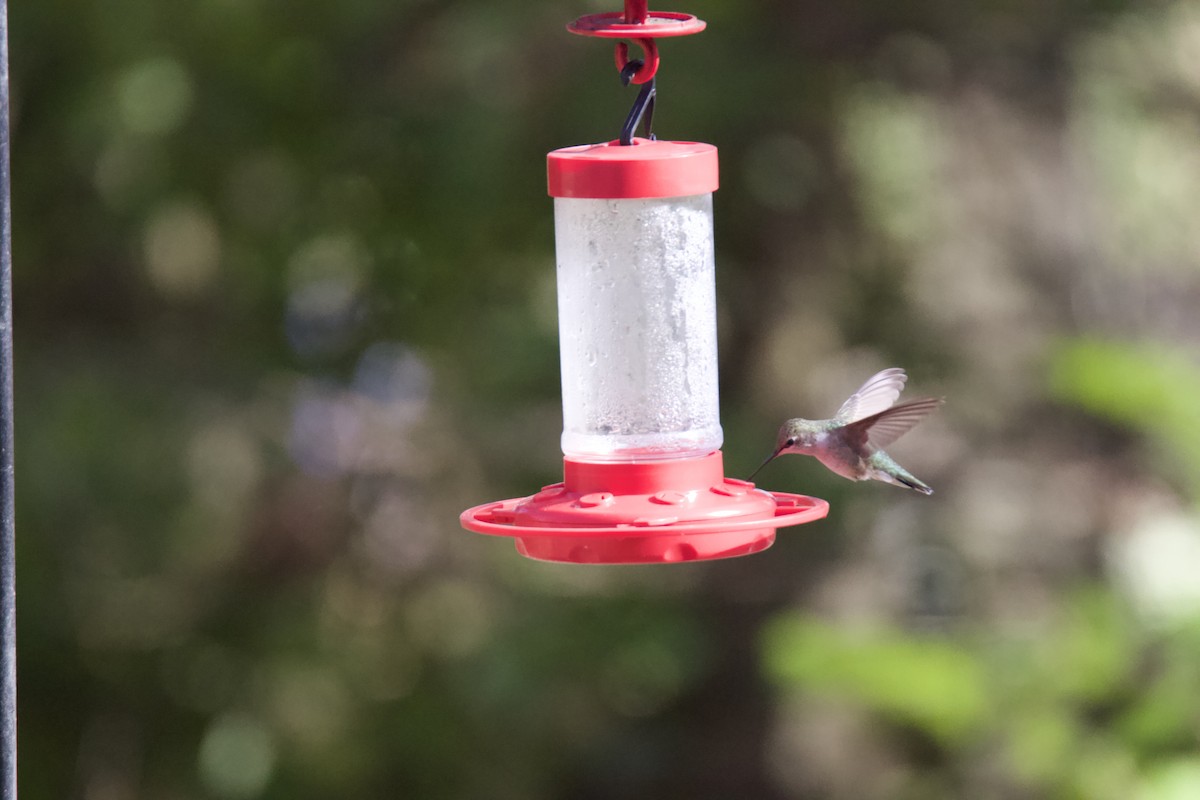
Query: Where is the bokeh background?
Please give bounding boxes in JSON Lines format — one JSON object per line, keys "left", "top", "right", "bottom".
{"left": 11, "top": 0, "right": 1200, "bottom": 797}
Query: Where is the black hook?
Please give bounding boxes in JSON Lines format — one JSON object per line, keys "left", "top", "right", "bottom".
{"left": 618, "top": 60, "right": 655, "bottom": 146}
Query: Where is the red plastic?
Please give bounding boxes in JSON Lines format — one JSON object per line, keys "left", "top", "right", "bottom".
{"left": 460, "top": 452, "right": 829, "bottom": 564}
{"left": 614, "top": 39, "right": 658, "bottom": 85}
{"left": 568, "top": 11, "right": 707, "bottom": 38}
{"left": 568, "top": 6, "right": 706, "bottom": 84}
{"left": 548, "top": 138, "right": 718, "bottom": 199}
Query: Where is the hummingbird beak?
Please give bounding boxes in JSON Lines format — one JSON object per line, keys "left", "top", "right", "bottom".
{"left": 746, "top": 445, "right": 785, "bottom": 482}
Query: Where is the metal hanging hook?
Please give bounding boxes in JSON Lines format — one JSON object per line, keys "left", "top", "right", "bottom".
{"left": 618, "top": 59, "right": 655, "bottom": 145}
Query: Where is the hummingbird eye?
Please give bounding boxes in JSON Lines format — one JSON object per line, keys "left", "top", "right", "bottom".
{"left": 785, "top": 437, "right": 796, "bottom": 447}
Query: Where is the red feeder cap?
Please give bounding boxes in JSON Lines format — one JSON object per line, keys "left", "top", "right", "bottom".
{"left": 548, "top": 138, "right": 718, "bottom": 199}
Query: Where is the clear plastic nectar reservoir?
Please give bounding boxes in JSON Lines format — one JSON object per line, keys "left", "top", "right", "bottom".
{"left": 555, "top": 194, "right": 722, "bottom": 460}
{"left": 548, "top": 140, "right": 723, "bottom": 461}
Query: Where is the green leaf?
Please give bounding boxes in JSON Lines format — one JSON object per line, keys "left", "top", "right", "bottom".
{"left": 762, "top": 615, "right": 988, "bottom": 743}
{"left": 1050, "top": 338, "right": 1200, "bottom": 490}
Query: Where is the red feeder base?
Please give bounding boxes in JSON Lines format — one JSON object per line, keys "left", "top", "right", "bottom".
{"left": 460, "top": 452, "right": 828, "bottom": 564}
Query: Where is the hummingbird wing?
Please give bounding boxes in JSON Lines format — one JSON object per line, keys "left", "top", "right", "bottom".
{"left": 845, "top": 397, "right": 943, "bottom": 450}
{"left": 835, "top": 367, "right": 908, "bottom": 423}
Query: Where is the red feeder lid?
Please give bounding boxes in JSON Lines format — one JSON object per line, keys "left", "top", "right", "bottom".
{"left": 460, "top": 452, "right": 828, "bottom": 564}
{"left": 548, "top": 138, "right": 718, "bottom": 199}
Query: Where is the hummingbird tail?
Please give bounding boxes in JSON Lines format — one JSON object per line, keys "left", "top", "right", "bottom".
{"left": 866, "top": 452, "right": 933, "bottom": 495}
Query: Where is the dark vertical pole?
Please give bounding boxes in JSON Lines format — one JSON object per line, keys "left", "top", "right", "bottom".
{"left": 0, "top": 0, "right": 15, "bottom": 797}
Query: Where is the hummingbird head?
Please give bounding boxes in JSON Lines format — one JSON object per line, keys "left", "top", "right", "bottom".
{"left": 747, "top": 419, "right": 818, "bottom": 481}
{"left": 777, "top": 419, "right": 819, "bottom": 454}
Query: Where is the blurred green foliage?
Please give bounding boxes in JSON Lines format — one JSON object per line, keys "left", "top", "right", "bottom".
{"left": 1052, "top": 338, "right": 1200, "bottom": 492}
{"left": 763, "top": 615, "right": 989, "bottom": 743}
{"left": 10, "top": 0, "right": 1200, "bottom": 798}
{"left": 761, "top": 588, "right": 1195, "bottom": 798}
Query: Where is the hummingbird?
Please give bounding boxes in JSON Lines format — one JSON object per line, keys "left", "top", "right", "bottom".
{"left": 748, "top": 367, "right": 943, "bottom": 494}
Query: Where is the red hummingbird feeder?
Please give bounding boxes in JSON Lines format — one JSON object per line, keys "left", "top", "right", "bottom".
{"left": 459, "top": 1, "right": 829, "bottom": 563}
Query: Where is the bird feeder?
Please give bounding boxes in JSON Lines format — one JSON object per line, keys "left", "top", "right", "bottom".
{"left": 460, "top": 2, "right": 828, "bottom": 563}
